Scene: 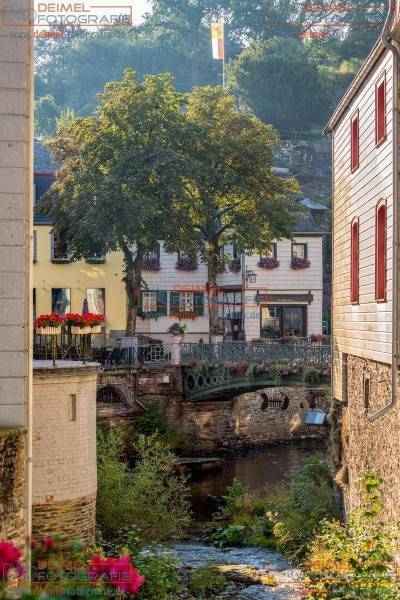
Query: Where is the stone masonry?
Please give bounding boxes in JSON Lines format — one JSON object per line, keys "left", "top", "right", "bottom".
{"left": 342, "top": 355, "right": 400, "bottom": 523}
{"left": 132, "top": 366, "right": 328, "bottom": 454}
{"left": 0, "top": 429, "right": 25, "bottom": 547}
{"left": 32, "top": 363, "right": 99, "bottom": 543}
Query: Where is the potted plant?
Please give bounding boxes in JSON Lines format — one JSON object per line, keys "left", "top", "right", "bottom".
{"left": 258, "top": 257, "right": 280, "bottom": 270}
{"left": 303, "top": 367, "right": 321, "bottom": 384}
{"left": 64, "top": 313, "right": 89, "bottom": 335}
{"left": 210, "top": 325, "right": 224, "bottom": 343}
{"left": 34, "top": 313, "right": 63, "bottom": 335}
{"left": 168, "top": 322, "right": 187, "bottom": 340}
{"left": 85, "top": 313, "right": 105, "bottom": 334}
{"left": 310, "top": 333, "right": 323, "bottom": 344}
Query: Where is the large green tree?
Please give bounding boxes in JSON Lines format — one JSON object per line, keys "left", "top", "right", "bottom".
{"left": 42, "top": 70, "right": 188, "bottom": 335}
{"left": 228, "top": 37, "right": 331, "bottom": 132}
{"left": 167, "top": 85, "right": 298, "bottom": 331}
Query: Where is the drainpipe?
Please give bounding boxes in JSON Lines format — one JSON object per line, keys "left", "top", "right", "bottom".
{"left": 368, "top": 2, "right": 399, "bottom": 421}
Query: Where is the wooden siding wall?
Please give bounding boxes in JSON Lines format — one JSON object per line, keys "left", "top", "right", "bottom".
{"left": 332, "top": 49, "right": 394, "bottom": 400}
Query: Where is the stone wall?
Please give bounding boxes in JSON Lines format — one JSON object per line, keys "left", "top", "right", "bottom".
{"left": 342, "top": 355, "right": 400, "bottom": 523}
{"left": 32, "top": 362, "right": 99, "bottom": 543}
{"left": 0, "top": 428, "right": 25, "bottom": 547}
{"left": 135, "top": 366, "right": 327, "bottom": 453}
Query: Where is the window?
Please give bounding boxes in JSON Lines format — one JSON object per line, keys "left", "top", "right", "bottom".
{"left": 375, "top": 200, "right": 387, "bottom": 302}
{"left": 144, "top": 244, "right": 160, "bottom": 260}
{"left": 179, "top": 292, "right": 194, "bottom": 313}
{"left": 375, "top": 73, "right": 386, "bottom": 146}
{"left": 143, "top": 291, "right": 157, "bottom": 313}
{"left": 261, "top": 244, "right": 277, "bottom": 259}
{"left": 350, "top": 110, "right": 359, "bottom": 171}
{"left": 350, "top": 218, "right": 359, "bottom": 304}
{"left": 69, "top": 394, "right": 77, "bottom": 422}
{"left": 291, "top": 243, "right": 307, "bottom": 259}
{"left": 87, "top": 288, "right": 105, "bottom": 315}
{"left": 52, "top": 288, "right": 71, "bottom": 315}
{"left": 86, "top": 251, "right": 106, "bottom": 264}
{"left": 170, "top": 291, "right": 204, "bottom": 317}
{"left": 261, "top": 305, "right": 306, "bottom": 338}
{"left": 51, "top": 231, "right": 70, "bottom": 263}
{"left": 33, "top": 230, "right": 37, "bottom": 263}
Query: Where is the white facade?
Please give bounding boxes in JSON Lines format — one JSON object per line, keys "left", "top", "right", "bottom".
{"left": 328, "top": 45, "right": 395, "bottom": 400}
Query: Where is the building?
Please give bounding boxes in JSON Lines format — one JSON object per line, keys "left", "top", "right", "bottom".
{"left": 0, "top": 0, "right": 33, "bottom": 547}
{"left": 33, "top": 142, "right": 327, "bottom": 342}
{"left": 326, "top": 3, "right": 400, "bottom": 520}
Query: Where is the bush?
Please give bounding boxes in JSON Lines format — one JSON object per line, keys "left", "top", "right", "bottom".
{"left": 188, "top": 567, "right": 227, "bottom": 598}
{"left": 128, "top": 434, "right": 192, "bottom": 541}
{"left": 136, "top": 549, "right": 180, "bottom": 600}
{"left": 213, "top": 524, "right": 248, "bottom": 548}
{"left": 96, "top": 428, "right": 138, "bottom": 541}
{"left": 135, "top": 402, "right": 167, "bottom": 436}
{"left": 269, "top": 454, "right": 338, "bottom": 561}
{"left": 97, "top": 429, "right": 192, "bottom": 543}
{"left": 306, "top": 472, "right": 399, "bottom": 599}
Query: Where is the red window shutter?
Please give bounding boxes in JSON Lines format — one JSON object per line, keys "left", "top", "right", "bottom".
{"left": 375, "top": 202, "right": 387, "bottom": 302}
{"left": 351, "top": 219, "right": 359, "bottom": 304}
{"left": 351, "top": 112, "right": 359, "bottom": 171}
{"left": 375, "top": 76, "right": 386, "bottom": 145}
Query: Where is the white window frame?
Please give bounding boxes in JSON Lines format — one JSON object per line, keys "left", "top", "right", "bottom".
{"left": 179, "top": 291, "right": 194, "bottom": 313}
{"left": 143, "top": 291, "right": 157, "bottom": 313}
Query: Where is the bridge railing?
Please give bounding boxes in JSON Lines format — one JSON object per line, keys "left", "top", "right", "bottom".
{"left": 180, "top": 341, "right": 331, "bottom": 370}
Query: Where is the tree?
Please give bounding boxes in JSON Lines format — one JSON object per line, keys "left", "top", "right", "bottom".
{"left": 34, "top": 95, "right": 61, "bottom": 138}
{"left": 228, "top": 37, "right": 331, "bottom": 132}
{"left": 42, "top": 70, "right": 188, "bottom": 335}
{"left": 167, "top": 85, "right": 298, "bottom": 332}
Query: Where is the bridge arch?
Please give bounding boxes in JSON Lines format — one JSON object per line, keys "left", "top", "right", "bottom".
{"left": 97, "top": 385, "right": 128, "bottom": 405}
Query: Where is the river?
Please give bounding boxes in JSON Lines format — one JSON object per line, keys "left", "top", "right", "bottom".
{"left": 189, "top": 440, "right": 326, "bottom": 520}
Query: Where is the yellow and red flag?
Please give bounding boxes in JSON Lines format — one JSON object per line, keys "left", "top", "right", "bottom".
{"left": 211, "top": 23, "right": 224, "bottom": 60}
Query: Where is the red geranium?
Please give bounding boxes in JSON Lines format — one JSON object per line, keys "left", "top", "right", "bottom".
{"left": 0, "top": 541, "right": 25, "bottom": 581}
{"left": 88, "top": 555, "right": 144, "bottom": 596}
{"left": 34, "top": 313, "right": 63, "bottom": 328}
{"left": 84, "top": 313, "right": 105, "bottom": 327}
{"left": 64, "top": 313, "right": 87, "bottom": 328}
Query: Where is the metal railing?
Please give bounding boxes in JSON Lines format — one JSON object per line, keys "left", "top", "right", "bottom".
{"left": 94, "top": 342, "right": 172, "bottom": 367}
{"left": 180, "top": 341, "right": 331, "bottom": 370}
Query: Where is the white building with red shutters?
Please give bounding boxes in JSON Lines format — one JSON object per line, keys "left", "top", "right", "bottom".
{"left": 326, "top": 3, "right": 400, "bottom": 521}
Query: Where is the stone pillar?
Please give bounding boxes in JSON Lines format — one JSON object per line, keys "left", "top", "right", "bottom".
{"left": 32, "top": 362, "right": 99, "bottom": 544}
{"left": 0, "top": 1, "right": 33, "bottom": 542}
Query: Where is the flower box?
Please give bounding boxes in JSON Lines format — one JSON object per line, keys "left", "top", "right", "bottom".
{"left": 71, "top": 325, "right": 91, "bottom": 335}
{"left": 291, "top": 257, "right": 311, "bottom": 270}
{"left": 91, "top": 325, "right": 102, "bottom": 334}
{"left": 142, "top": 257, "right": 161, "bottom": 271}
{"left": 258, "top": 257, "right": 279, "bottom": 270}
{"left": 228, "top": 260, "right": 241, "bottom": 273}
{"left": 176, "top": 257, "right": 198, "bottom": 271}
{"left": 36, "top": 326, "right": 61, "bottom": 336}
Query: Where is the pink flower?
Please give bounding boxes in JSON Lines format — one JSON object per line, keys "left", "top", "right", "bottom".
{"left": 0, "top": 541, "right": 25, "bottom": 580}
{"left": 43, "top": 536, "right": 56, "bottom": 551}
{"left": 88, "top": 555, "right": 144, "bottom": 596}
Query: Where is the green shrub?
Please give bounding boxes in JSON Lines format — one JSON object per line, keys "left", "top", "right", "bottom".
{"left": 188, "top": 567, "right": 227, "bottom": 598}
{"left": 269, "top": 455, "right": 338, "bottom": 561}
{"left": 128, "top": 434, "right": 192, "bottom": 541}
{"left": 306, "top": 472, "right": 399, "bottom": 599}
{"left": 213, "top": 524, "right": 248, "bottom": 548}
{"left": 136, "top": 549, "right": 180, "bottom": 600}
{"left": 96, "top": 428, "right": 138, "bottom": 540}
{"left": 97, "top": 429, "right": 191, "bottom": 543}
{"left": 135, "top": 402, "right": 167, "bottom": 435}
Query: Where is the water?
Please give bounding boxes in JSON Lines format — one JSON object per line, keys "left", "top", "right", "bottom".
{"left": 189, "top": 440, "right": 326, "bottom": 519}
